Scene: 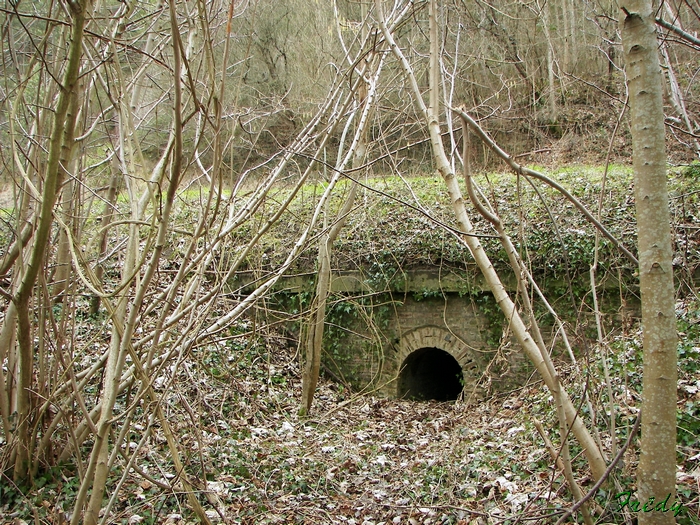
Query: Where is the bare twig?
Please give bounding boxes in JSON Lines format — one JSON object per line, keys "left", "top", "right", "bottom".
{"left": 453, "top": 107, "right": 638, "bottom": 266}
{"left": 554, "top": 411, "right": 642, "bottom": 525}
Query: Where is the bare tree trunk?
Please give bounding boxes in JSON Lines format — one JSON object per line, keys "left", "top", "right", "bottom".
{"left": 0, "top": 302, "right": 17, "bottom": 438}
{"left": 77, "top": 0, "right": 187, "bottom": 520}
{"left": 561, "top": 0, "right": 572, "bottom": 72}
{"left": 301, "top": 179, "right": 360, "bottom": 414}
{"left": 301, "top": 220, "right": 335, "bottom": 414}
{"left": 301, "top": 44, "right": 382, "bottom": 414}
{"left": 377, "top": 0, "right": 607, "bottom": 481}
{"left": 620, "top": 2, "right": 678, "bottom": 524}
{"left": 659, "top": 44, "right": 700, "bottom": 156}
{"left": 539, "top": 0, "right": 558, "bottom": 123}
{"left": 89, "top": 173, "right": 119, "bottom": 316}
{"left": 52, "top": 154, "right": 80, "bottom": 303}
{"left": 462, "top": 127, "right": 593, "bottom": 523}
{"left": 10, "top": 0, "right": 90, "bottom": 483}
{"left": 299, "top": 0, "right": 396, "bottom": 414}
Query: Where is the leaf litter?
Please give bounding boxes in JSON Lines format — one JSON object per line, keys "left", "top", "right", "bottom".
{"left": 24, "top": 318, "right": 683, "bottom": 525}
{"left": 3, "top": 314, "right": 699, "bottom": 525}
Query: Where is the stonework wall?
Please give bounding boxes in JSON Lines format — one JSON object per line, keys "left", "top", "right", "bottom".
{"left": 260, "top": 269, "right": 638, "bottom": 399}
{"left": 380, "top": 295, "right": 490, "bottom": 397}
{"left": 326, "top": 292, "right": 533, "bottom": 398}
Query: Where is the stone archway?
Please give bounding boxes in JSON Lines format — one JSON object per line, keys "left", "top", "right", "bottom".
{"left": 396, "top": 326, "right": 481, "bottom": 401}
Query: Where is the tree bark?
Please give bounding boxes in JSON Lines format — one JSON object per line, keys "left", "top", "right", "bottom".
{"left": 620, "top": 2, "right": 677, "bottom": 524}
{"left": 300, "top": 12, "right": 381, "bottom": 412}
{"left": 10, "top": 0, "right": 90, "bottom": 483}
{"left": 540, "top": 0, "right": 558, "bottom": 123}
{"left": 378, "top": 0, "right": 607, "bottom": 481}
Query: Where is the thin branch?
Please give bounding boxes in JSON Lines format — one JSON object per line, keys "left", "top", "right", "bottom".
{"left": 554, "top": 411, "right": 642, "bottom": 525}
{"left": 453, "top": 107, "right": 638, "bottom": 266}
{"left": 656, "top": 16, "right": 700, "bottom": 47}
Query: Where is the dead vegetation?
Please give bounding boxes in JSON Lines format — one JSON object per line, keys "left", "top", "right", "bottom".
{"left": 2, "top": 299, "right": 698, "bottom": 524}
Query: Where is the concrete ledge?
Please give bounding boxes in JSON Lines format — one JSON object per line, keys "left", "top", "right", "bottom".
{"left": 230, "top": 268, "right": 503, "bottom": 294}
{"left": 229, "top": 266, "right": 629, "bottom": 295}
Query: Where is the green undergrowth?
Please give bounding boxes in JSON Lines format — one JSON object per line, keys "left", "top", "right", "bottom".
{"left": 7, "top": 309, "right": 699, "bottom": 524}
{"left": 241, "top": 164, "right": 699, "bottom": 395}
{"left": 238, "top": 164, "right": 699, "bottom": 291}
{"left": 3, "top": 298, "right": 699, "bottom": 524}
{"left": 233, "top": 165, "right": 698, "bottom": 356}
{"left": 595, "top": 296, "right": 700, "bottom": 525}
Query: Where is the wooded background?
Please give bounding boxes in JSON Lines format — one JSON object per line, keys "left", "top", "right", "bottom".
{"left": 0, "top": 1, "right": 698, "bottom": 523}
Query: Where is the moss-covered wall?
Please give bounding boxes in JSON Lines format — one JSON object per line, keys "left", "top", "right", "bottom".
{"left": 261, "top": 268, "right": 640, "bottom": 399}
{"left": 241, "top": 166, "right": 700, "bottom": 399}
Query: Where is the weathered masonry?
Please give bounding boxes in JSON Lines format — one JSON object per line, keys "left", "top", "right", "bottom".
{"left": 229, "top": 169, "right": 699, "bottom": 401}
{"left": 248, "top": 267, "right": 572, "bottom": 401}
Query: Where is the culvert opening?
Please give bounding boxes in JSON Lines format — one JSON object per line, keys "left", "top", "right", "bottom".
{"left": 397, "top": 347, "right": 464, "bottom": 401}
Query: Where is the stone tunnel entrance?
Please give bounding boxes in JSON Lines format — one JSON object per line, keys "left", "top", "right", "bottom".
{"left": 397, "top": 347, "right": 464, "bottom": 401}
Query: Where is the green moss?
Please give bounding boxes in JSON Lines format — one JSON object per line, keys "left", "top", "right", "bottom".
{"left": 250, "top": 166, "right": 654, "bottom": 280}
{"left": 232, "top": 165, "right": 699, "bottom": 357}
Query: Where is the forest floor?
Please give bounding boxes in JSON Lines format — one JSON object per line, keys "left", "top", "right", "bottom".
{"left": 109, "top": 332, "right": 700, "bottom": 525}
{"left": 8, "top": 315, "right": 697, "bottom": 525}
{"left": 1, "top": 167, "right": 699, "bottom": 524}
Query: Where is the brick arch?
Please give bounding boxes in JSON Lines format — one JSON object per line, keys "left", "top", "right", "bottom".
{"left": 396, "top": 326, "right": 481, "bottom": 396}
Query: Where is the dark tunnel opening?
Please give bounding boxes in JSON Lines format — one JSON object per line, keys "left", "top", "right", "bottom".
{"left": 397, "top": 347, "right": 464, "bottom": 401}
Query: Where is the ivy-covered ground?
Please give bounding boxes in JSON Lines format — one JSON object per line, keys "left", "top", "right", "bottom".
{"left": 3, "top": 297, "right": 699, "bottom": 525}
{"left": 2, "top": 165, "right": 699, "bottom": 524}
{"left": 247, "top": 164, "right": 699, "bottom": 290}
